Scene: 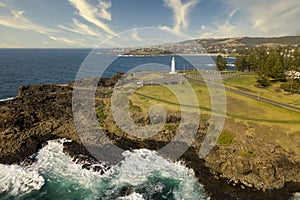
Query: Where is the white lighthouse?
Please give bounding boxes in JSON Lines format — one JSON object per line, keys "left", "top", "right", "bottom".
{"left": 169, "top": 57, "right": 177, "bottom": 74}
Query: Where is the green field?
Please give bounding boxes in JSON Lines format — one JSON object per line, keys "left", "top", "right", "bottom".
{"left": 131, "top": 82, "right": 300, "bottom": 124}
{"left": 129, "top": 79, "right": 300, "bottom": 156}
{"left": 224, "top": 74, "right": 300, "bottom": 108}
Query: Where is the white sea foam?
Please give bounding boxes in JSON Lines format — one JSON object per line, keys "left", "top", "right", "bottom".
{"left": 113, "top": 149, "right": 208, "bottom": 200}
{"left": 0, "top": 140, "right": 207, "bottom": 199}
{"left": 292, "top": 193, "right": 300, "bottom": 200}
{"left": 117, "top": 192, "right": 145, "bottom": 200}
{"left": 0, "top": 162, "right": 45, "bottom": 196}
{"left": 0, "top": 139, "right": 113, "bottom": 197}
{"left": 0, "top": 97, "right": 14, "bottom": 102}
{"left": 33, "top": 138, "right": 114, "bottom": 194}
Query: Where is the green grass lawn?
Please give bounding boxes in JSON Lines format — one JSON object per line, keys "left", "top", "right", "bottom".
{"left": 131, "top": 82, "right": 300, "bottom": 124}
{"left": 126, "top": 79, "right": 300, "bottom": 158}
{"left": 224, "top": 74, "right": 300, "bottom": 108}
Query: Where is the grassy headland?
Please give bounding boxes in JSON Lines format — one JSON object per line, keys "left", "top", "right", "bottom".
{"left": 126, "top": 75, "right": 300, "bottom": 158}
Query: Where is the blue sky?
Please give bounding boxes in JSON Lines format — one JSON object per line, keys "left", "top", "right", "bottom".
{"left": 0, "top": 0, "right": 299, "bottom": 48}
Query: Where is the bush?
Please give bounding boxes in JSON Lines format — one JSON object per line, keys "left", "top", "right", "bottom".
{"left": 256, "top": 75, "right": 271, "bottom": 87}
{"left": 216, "top": 55, "right": 227, "bottom": 71}
{"left": 238, "top": 150, "right": 256, "bottom": 158}
{"left": 281, "top": 80, "right": 300, "bottom": 94}
{"left": 129, "top": 105, "right": 142, "bottom": 113}
{"left": 217, "top": 130, "right": 235, "bottom": 145}
{"left": 165, "top": 124, "right": 176, "bottom": 131}
{"left": 97, "top": 106, "right": 107, "bottom": 120}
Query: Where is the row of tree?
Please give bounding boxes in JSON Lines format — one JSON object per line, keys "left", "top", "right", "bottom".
{"left": 215, "top": 47, "right": 300, "bottom": 93}
{"left": 234, "top": 47, "right": 300, "bottom": 81}
{"left": 235, "top": 47, "right": 300, "bottom": 93}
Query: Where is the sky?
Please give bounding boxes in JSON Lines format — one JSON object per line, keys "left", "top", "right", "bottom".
{"left": 0, "top": 0, "right": 299, "bottom": 48}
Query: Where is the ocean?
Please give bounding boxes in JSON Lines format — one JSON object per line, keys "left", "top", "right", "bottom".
{"left": 0, "top": 49, "right": 211, "bottom": 199}
{"left": 0, "top": 49, "right": 90, "bottom": 100}
{"left": 0, "top": 48, "right": 235, "bottom": 100}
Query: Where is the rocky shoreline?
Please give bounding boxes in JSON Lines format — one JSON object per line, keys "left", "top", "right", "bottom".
{"left": 0, "top": 76, "right": 299, "bottom": 199}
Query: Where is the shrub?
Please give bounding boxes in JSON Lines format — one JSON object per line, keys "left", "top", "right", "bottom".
{"left": 129, "top": 105, "right": 142, "bottom": 113}
{"left": 217, "top": 130, "right": 235, "bottom": 145}
{"left": 281, "top": 80, "right": 300, "bottom": 94}
{"left": 239, "top": 150, "right": 256, "bottom": 158}
{"left": 97, "top": 106, "right": 107, "bottom": 120}
{"left": 256, "top": 75, "right": 271, "bottom": 87}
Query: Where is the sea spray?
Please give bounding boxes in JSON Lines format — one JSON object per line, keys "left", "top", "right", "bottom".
{"left": 0, "top": 97, "right": 14, "bottom": 102}
{"left": 292, "top": 193, "right": 300, "bottom": 200}
{"left": 0, "top": 162, "right": 45, "bottom": 196}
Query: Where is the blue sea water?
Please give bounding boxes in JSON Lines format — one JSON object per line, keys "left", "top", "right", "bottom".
{"left": 0, "top": 49, "right": 234, "bottom": 99}
{"left": 0, "top": 49, "right": 91, "bottom": 100}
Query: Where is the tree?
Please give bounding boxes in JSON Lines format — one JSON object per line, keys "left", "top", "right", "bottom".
{"left": 271, "top": 59, "right": 286, "bottom": 81}
{"left": 235, "top": 55, "right": 247, "bottom": 72}
{"left": 264, "top": 50, "right": 277, "bottom": 76}
{"left": 216, "top": 55, "right": 227, "bottom": 71}
{"left": 281, "top": 79, "right": 300, "bottom": 94}
{"left": 256, "top": 74, "right": 271, "bottom": 87}
{"left": 247, "top": 52, "right": 257, "bottom": 72}
{"left": 285, "top": 65, "right": 299, "bottom": 94}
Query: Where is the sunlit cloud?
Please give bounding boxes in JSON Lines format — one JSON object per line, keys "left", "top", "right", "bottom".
{"left": 0, "top": 9, "right": 56, "bottom": 34}
{"left": 198, "top": 8, "right": 246, "bottom": 38}
{"left": 98, "top": 0, "right": 112, "bottom": 20}
{"left": 0, "top": 43, "right": 24, "bottom": 48}
{"left": 224, "top": 0, "right": 300, "bottom": 36}
{"left": 163, "top": 0, "right": 200, "bottom": 31}
{"left": 68, "top": 0, "right": 116, "bottom": 35}
{"left": 58, "top": 19, "right": 101, "bottom": 37}
{"left": 48, "top": 36, "right": 75, "bottom": 44}
{"left": 130, "top": 29, "right": 150, "bottom": 44}
{"left": 158, "top": 25, "right": 187, "bottom": 38}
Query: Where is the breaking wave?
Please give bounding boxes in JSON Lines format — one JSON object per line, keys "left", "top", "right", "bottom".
{"left": 0, "top": 139, "right": 208, "bottom": 199}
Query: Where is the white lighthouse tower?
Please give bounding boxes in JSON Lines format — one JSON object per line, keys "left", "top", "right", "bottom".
{"left": 169, "top": 57, "right": 177, "bottom": 74}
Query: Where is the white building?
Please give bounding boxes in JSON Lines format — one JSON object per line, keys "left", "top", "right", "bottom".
{"left": 285, "top": 70, "right": 300, "bottom": 79}
{"left": 169, "top": 57, "right": 177, "bottom": 74}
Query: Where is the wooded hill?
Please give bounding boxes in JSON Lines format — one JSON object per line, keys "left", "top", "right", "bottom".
{"left": 194, "top": 36, "right": 300, "bottom": 54}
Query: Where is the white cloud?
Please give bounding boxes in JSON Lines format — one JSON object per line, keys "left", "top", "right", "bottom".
{"left": 130, "top": 29, "right": 149, "bottom": 44}
{"left": 224, "top": 0, "right": 300, "bottom": 36}
{"left": 198, "top": 8, "right": 247, "bottom": 38}
{"left": 158, "top": 25, "right": 187, "bottom": 38}
{"left": 48, "top": 35, "right": 101, "bottom": 47}
{"left": 58, "top": 19, "right": 101, "bottom": 37}
{"left": 0, "top": 2, "right": 5, "bottom": 7}
{"left": 48, "top": 36, "right": 75, "bottom": 44}
{"left": 0, "top": 43, "right": 23, "bottom": 48}
{"left": 228, "top": 8, "right": 239, "bottom": 19}
{"left": 199, "top": 22, "right": 244, "bottom": 38}
{"left": 0, "top": 9, "right": 55, "bottom": 34}
{"left": 163, "top": 0, "right": 200, "bottom": 31}
{"left": 68, "top": 0, "right": 115, "bottom": 35}
{"left": 98, "top": 0, "right": 112, "bottom": 20}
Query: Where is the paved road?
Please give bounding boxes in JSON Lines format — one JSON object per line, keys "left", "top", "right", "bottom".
{"left": 186, "top": 76, "right": 300, "bottom": 113}
{"left": 224, "top": 87, "right": 300, "bottom": 113}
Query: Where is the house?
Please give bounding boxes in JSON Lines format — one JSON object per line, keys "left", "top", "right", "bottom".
{"left": 285, "top": 70, "right": 300, "bottom": 79}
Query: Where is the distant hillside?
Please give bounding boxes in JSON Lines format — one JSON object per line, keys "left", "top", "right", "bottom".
{"left": 194, "top": 36, "right": 300, "bottom": 54}
{"left": 197, "top": 36, "right": 300, "bottom": 46}
{"left": 107, "top": 36, "right": 300, "bottom": 55}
